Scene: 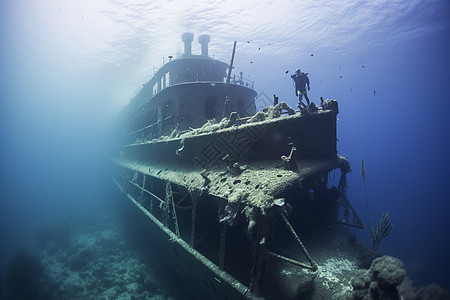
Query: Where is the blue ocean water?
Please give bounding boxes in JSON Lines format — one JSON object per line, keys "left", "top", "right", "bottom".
{"left": 1, "top": 0, "right": 449, "bottom": 296}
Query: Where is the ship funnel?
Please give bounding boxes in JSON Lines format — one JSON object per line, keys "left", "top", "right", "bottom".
{"left": 198, "top": 34, "right": 210, "bottom": 56}
{"left": 182, "top": 32, "right": 194, "bottom": 57}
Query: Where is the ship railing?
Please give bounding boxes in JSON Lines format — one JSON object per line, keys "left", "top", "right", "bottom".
{"left": 129, "top": 73, "right": 255, "bottom": 115}
{"left": 153, "top": 74, "right": 254, "bottom": 98}
{"left": 124, "top": 116, "right": 173, "bottom": 144}
{"left": 228, "top": 75, "right": 254, "bottom": 89}
{"left": 147, "top": 77, "right": 222, "bottom": 99}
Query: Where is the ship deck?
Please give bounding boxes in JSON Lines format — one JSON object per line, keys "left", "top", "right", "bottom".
{"left": 112, "top": 155, "right": 349, "bottom": 209}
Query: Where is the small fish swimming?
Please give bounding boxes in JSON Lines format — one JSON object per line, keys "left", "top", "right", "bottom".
{"left": 285, "top": 70, "right": 289, "bottom": 74}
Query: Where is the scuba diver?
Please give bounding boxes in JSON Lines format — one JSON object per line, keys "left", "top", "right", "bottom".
{"left": 291, "top": 69, "right": 310, "bottom": 109}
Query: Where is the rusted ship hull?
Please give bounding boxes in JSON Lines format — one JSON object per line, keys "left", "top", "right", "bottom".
{"left": 113, "top": 178, "right": 262, "bottom": 300}
{"left": 111, "top": 103, "right": 358, "bottom": 299}
{"left": 111, "top": 33, "right": 364, "bottom": 299}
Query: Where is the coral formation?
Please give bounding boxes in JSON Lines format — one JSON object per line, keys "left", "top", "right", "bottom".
{"left": 351, "top": 256, "right": 406, "bottom": 300}
{"left": 357, "top": 247, "right": 382, "bottom": 269}
{"left": 349, "top": 255, "right": 450, "bottom": 300}
{"left": 416, "top": 284, "right": 450, "bottom": 300}
{"left": 370, "top": 256, "right": 406, "bottom": 288}
{"left": 247, "top": 101, "right": 295, "bottom": 123}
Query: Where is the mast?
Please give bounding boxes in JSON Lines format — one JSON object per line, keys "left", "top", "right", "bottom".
{"left": 226, "top": 41, "right": 237, "bottom": 84}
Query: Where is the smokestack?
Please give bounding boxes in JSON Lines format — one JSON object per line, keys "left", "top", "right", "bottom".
{"left": 198, "top": 34, "right": 210, "bottom": 56}
{"left": 182, "top": 32, "right": 194, "bottom": 57}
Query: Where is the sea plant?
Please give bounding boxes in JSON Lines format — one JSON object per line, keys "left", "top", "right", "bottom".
{"left": 370, "top": 211, "right": 393, "bottom": 250}
{"left": 360, "top": 160, "right": 393, "bottom": 250}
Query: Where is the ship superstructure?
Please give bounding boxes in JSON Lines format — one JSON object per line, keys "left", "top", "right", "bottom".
{"left": 119, "top": 32, "right": 256, "bottom": 144}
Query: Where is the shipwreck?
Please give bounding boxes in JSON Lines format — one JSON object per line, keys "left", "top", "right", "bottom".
{"left": 111, "top": 32, "right": 364, "bottom": 299}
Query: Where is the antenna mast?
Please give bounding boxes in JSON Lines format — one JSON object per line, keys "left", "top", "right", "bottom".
{"left": 226, "top": 41, "right": 237, "bottom": 84}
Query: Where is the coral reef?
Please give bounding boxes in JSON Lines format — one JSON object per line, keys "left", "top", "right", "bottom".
{"left": 29, "top": 217, "right": 173, "bottom": 299}
{"left": 416, "top": 284, "right": 450, "bottom": 300}
{"left": 397, "top": 277, "right": 418, "bottom": 300}
{"left": 349, "top": 255, "right": 450, "bottom": 300}
{"left": 357, "top": 247, "right": 382, "bottom": 269}
{"left": 351, "top": 255, "right": 406, "bottom": 299}
{"left": 371, "top": 256, "right": 406, "bottom": 290}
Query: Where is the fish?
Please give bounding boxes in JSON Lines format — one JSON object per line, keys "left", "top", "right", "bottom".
{"left": 285, "top": 71, "right": 289, "bottom": 74}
